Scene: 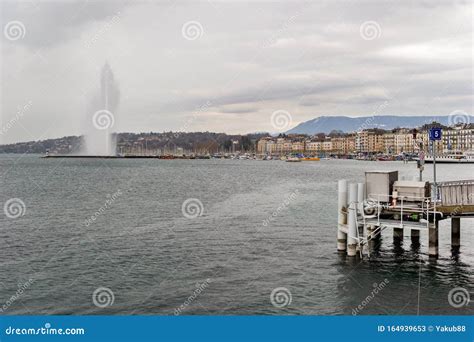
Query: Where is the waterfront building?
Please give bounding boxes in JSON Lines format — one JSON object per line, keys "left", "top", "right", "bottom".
{"left": 256, "top": 124, "right": 474, "bottom": 156}
{"left": 393, "top": 129, "right": 414, "bottom": 154}
{"left": 332, "top": 137, "right": 345, "bottom": 155}
{"left": 372, "top": 133, "right": 385, "bottom": 153}
{"left": 356, "top": 130, "right": 384, "bottom": 153}
{"left": 291, "top": 141, "right": 305, "bottom": 152}
{"left": 442, "top": 124, "right": 474, "bottom": 152}
{"left": 338, "top": 134, "right": 356, "bottom": 154}
{"left": 418, "top": 125, "right": 474, "bottom": 154}
{"left": 383, "top": 133, "right": 395, "bottom": 154}
{"left": 257, "top": 137, "right": 270, "bottom": 154}
{"left": 266, "top": 139, "right": 277, "bottom": 154}
{"left": 355, "top": 131, "right": 367, "bottom": 153}
{"left": 322, "top": 140, "right": 333, "bottom": 152}
{"left": 305, "top": 140, "right": 322, "bottom": 152}
{"left": 281, "top": 140, "right": 292, "bottom": 153}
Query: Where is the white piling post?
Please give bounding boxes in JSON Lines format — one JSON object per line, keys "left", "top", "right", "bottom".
{"left": 337, "top": 179, "right": 348, "bottom": 251}
{"left": 357, "top": 182, "right": 365, "bottom": 252}
{"left": 347, "top": 183, "right": 358, "bottom": 257}
{"left": 357, "top": 183, "right": 365, "bottom": 214}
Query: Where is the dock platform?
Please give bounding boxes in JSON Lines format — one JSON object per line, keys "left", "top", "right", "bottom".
{"left": 337, "top": 175, "right": 473, "bottom": 259}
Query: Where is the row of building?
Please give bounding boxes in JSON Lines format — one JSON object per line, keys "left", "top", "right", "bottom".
{"left": 257, "top": 125, "right": 474, "bottom": 155}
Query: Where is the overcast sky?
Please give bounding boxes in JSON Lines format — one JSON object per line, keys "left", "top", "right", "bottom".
{"left": 1, "top": 0, "right": 472, "bottom": 144}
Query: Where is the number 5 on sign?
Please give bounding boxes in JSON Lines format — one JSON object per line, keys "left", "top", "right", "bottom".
{"left": 429, "top": 127, "right": 442, "bottom": 141}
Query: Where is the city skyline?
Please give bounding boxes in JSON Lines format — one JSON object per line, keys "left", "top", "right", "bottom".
{"left": 1, "top": 1, "right": 472, "bottom": 144}
{"left": 2, "top": 121, "right": 473, "bottom": 156}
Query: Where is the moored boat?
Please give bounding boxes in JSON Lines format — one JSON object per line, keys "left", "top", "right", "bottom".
{"left": 423, "top": 151, "right": 474, "bottom": 163}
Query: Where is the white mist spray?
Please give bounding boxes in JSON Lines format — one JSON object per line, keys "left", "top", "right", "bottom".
{"left": 83, "top": 62, "right": 120, "bottom": 155}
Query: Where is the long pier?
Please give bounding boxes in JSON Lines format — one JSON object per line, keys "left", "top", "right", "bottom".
{"left": 337, "top": 173, "right": 473, "bottom": 258}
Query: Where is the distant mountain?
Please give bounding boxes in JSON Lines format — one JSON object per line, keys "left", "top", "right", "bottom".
{"left": 286, "top": 115, "right": 474, "bottom": 134}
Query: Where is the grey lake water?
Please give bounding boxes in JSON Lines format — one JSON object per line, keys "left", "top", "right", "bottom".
{"left": 0, "top": 154, "right": 473, "bottom": 315}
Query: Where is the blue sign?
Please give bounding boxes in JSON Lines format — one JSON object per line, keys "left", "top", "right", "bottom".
{"left": 429, "top": 128, "right": 442, "bottom": 141}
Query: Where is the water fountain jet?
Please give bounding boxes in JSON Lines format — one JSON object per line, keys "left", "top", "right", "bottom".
{"left": 82, "top": 62, "right": 120, "bottom": 156}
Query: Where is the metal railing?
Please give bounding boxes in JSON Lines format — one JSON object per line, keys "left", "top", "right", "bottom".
{"left": 435, "top": 180, "right": 474, "bottom": 206}
{"left": 364, "top": 193, "right": 438, "bottom": 231}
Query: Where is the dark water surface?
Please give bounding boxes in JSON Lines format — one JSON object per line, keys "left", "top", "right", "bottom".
{"left": 1, "top": 155, "right": 473, "bottom": 315}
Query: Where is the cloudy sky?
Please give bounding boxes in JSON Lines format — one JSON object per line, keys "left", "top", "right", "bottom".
{"left": 1, "top": 0, "right": 472, "bottom": 144}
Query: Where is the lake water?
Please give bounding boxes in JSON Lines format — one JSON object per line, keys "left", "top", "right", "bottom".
{"left": 0, "top": 155, "right": 473, "bottom": 315}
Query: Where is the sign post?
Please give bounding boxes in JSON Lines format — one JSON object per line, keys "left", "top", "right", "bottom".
{"left": 429, "top": 127, "right": 442, "bottom": 201}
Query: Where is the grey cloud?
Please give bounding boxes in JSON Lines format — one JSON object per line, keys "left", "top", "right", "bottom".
{"left": 218, "top": 106, "right": 258, "bottom": 114}
{"left": 157, "top": 76, "right": 363, "bottom": 114}
{"left": 0, "top": 0, "right": 472, "bottom": 144}
{"left": 1, "top": 0, "right": 127, "bottom": 48}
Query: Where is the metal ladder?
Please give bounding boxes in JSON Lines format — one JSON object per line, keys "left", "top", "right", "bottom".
{"left": 352, "top": 200, "right": 387, "bottom": 258}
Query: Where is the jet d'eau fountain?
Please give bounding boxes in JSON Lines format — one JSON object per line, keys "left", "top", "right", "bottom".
{"left": 83, "top": 62, "right": 120, "bottom": 156}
